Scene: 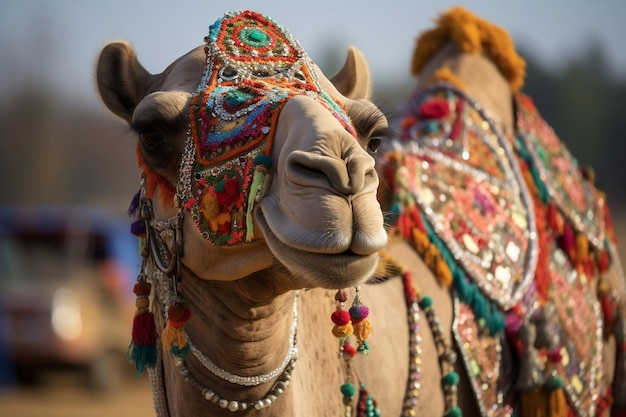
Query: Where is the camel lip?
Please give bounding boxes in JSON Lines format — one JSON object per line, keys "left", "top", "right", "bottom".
{"left": 254, "top": 209, "right": 378, "bottom": 287}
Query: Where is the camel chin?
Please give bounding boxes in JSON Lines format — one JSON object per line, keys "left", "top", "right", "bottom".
{"left": 255, "top": 206, "right": 382, "bottom": 289}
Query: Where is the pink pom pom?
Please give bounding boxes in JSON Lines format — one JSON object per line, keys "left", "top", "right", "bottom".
{"left": 349, "top": 305, "right": 369, "bottom": 322}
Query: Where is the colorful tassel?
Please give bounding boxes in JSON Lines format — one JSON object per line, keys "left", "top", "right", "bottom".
{"left": 545, "top": 377, "right": 567, "bottom": 417}
{"left": 349, "top": 290, "right": 372, "bottom": 355}
{"left": 519, "top": 390, "right": 547, "bottom": 417}
{"left": 162, "top": 302, "right": 191, "bottom": 358}
{"left": 127, "top": 190, "right": 141, "bottom": 217}
{"left": 245, "top": 155, "right": 272, "bottom": 242}
{"left": 128, "top": 280, "right": 157, "bottom": 375}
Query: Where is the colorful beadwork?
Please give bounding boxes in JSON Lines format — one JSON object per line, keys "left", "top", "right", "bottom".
{"left": 453, "top": 300, "right": 515, "bottom": 417}
{"left": 385, "top": 84, "right": 538, "bottom": 310}
{"left": 544, "top": 247, "right": 603, "bottom": 417}
{"left": 515, "top": 94, "right": 605, "bottom": 249}
{"left": 179, "top": 10, "right": 356, "bottom": 245}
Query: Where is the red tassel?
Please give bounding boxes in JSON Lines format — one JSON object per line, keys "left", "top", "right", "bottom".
{"left": 128, "top": 281, "right": 157, "bottom": 375}
{"left": 132, "top": 310, "right": 157, "bottom": 346}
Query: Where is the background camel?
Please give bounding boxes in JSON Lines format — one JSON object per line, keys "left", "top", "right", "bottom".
{"left": 375, "top": 6, "right": 626, "bottom": 417}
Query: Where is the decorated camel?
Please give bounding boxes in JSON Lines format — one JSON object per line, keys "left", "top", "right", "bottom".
{"left": 374, "top": 6, "right": 626, "bottom": 417}
{"left": 95, "top": 8, "right": 626, "bottom": 417}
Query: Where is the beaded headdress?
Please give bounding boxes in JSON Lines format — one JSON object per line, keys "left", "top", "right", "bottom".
{"left": 178, "top": 10, "right": 356, "bottom": 245}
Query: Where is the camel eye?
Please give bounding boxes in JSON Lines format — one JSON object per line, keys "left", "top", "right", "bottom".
{"left": 139, "top": 130, "right": 164, "bottom": 150}
{"left": 367, "top": 136, "right": 382, "bottom": 153}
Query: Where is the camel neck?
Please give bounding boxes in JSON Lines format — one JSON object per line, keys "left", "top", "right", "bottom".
{"left": 159, "top": 267, "right": 297, "bottom": 416}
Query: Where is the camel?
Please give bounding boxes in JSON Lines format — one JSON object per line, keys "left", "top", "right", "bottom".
{"left": 373, "top": 6, "right": 626, "bottom": 417}
{"left": 95, "top": 8, "right": 626, "bottom": 417}
{"left": 96, "top": 10, "right": 411, "bottom": 417}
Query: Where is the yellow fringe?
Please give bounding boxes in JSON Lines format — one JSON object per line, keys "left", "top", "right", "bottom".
{"left": 519, "top": 390, "right": 547, "bottom": 417}
{"left": 411, "top": 6, "right": 526, "bottom": 92}
{"left": 575, "top": 233, "right": 589, "bottom": 263}
{"left": 519, "top": 388, "right": 567, "bottom": 417}
{"left": 161, "top": 325, "right": 187, "bottom": 350}
{"left": 548, "top": 388, "right": 567, "bottom": 417}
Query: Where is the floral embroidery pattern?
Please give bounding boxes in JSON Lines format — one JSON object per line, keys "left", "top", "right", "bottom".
{"left": 179, "top": 10, "right": 356, "bottom": 245}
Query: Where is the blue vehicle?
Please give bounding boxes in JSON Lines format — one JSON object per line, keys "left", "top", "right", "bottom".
{"left": 0, "top": 205, "right": 140, "bottom": 391}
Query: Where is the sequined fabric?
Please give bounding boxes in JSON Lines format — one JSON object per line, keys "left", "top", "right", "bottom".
{"left": 390, "top": 85, "right": 537, "bottom": 310}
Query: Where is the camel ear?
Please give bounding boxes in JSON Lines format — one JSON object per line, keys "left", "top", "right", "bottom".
{"left": 329, "top": 46, "right": 372, "bottom": 100}
{"left": 96, "top": 41, "right": 152, "bottom": 123}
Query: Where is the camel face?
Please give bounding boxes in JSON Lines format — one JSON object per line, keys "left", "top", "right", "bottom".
{"left": 96, "top": 11, "right": 388, "bottom": 288}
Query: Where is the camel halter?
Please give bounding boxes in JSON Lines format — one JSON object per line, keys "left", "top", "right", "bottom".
{"left": 177, "top": 9, "right": 356, "bottom": 246}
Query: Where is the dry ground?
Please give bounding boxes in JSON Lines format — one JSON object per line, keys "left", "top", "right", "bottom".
{"left": 0, "top": 372, "right": 154, "bottom": 417}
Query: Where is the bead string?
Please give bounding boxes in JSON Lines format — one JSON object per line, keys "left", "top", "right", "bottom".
{"left": 174, "top": 355, "right": 297, "bottom": 412}
{"left": 187, "top": 293, "right": 299, "bottom": 386}
{"left": 380, "top": 251, "right": 461, "bottom": 417}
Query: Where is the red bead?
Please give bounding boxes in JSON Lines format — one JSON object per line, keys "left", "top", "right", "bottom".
{"left": 335, "top": 289, "right": 348, "bottom": 303}
{"left": 342, "top": 343, "right": 357, "bottom": 358}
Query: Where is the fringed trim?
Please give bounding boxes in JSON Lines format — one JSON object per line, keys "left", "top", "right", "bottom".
{"left": 388, "top": 192, "right": 505, "bottom": 334}
{"left": 411, "top": 6, "right": 526, "bottom": 92}
{"left": 136, "top": 143, "right": 176, "bottom": 207}
{"left": 518, "top": 384, "right": 569, "bottom": 417}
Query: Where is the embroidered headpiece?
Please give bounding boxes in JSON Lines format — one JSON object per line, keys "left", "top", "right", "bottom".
{"left": 177, "top": 10, "right": 356, "bottom": 245}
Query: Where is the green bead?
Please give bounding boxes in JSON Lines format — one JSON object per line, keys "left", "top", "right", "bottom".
{"left": 418, "top": 295, "right": 433, "bottom": 309}
{"left": 248, "top": 29, "right": 265, "bottom": 41}
{"left": 445, "top": 406, "right": 462, "bottom": 417}
{"left": 544, "top": 376, "right": 564, "bottom": 390}
{"left": 442, "top": 371, "right": 460, "bottom": 386}
{"left": 340, "top": 383, "right": 356, "bottom": 398}
{"left": 239, "top": 27, "right": 270, "bottom": 47}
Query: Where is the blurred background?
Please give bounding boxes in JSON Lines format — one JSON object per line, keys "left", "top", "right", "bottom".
{"left": 0, "top": 1, "right": 624, "bottom": 416}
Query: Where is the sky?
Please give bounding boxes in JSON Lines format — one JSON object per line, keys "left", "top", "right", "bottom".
{"left": 0, "top": 0, "right": 625, "bottom": 108}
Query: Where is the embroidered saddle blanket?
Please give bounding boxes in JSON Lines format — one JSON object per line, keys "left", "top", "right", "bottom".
{"left": 380, "top": 83, "right": 606, "bottom": 417}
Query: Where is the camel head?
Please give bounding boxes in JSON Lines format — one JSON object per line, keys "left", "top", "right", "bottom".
{"left": 407, "top": 6, "right": 528, "bottom": 131}
{"left": 96, "top": 10, "right": 388, "bottom": 290}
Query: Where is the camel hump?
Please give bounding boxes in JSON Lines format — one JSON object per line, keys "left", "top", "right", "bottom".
{"left": 411, "top": 6, "right": 526, "bottom": 92}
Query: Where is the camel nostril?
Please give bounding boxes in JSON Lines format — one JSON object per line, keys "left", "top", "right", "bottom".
{"left": 286, "top": 151, "right": 356, "bottom": 195}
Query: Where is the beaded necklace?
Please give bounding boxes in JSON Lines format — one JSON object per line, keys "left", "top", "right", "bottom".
{"left": 376, "top": 251, "right": 460, "bottom": 417}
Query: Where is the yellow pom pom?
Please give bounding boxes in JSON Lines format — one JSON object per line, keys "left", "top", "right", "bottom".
{"left": 332, "top": 323, "right": 354, "bottom": 338}
{"left": 353, "top": 319, "right": 372, "bottom": 341}
{"left": 201, "top": 193, "right": 220, "bottom": 219}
